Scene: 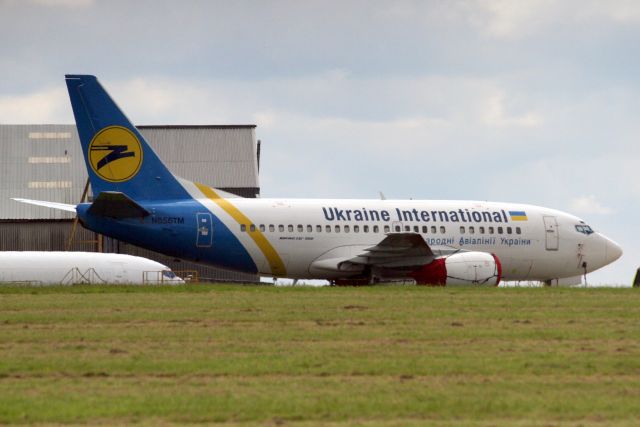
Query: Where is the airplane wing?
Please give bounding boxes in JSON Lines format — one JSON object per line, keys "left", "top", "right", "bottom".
{"left": 12, "top": 192, "right": 149, "bottom": 219}
{"left": 347, "top": 233, "right": 436, "bottom": 268}
{"left": 310, "top": 232, "right": 501, "bottom": 286}
{"left": 12, "top": 198, "right": 77, "bottom": 212}
{"left": 311, "top": 233, "right": 459, "bottom": 273}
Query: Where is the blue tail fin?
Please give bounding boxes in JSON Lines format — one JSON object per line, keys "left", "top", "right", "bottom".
{"left": 65, "top": 75, "right": 190, "bottom": 201}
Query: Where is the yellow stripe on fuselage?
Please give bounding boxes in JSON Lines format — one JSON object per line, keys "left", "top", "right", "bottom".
{"left": 195, "top": 183, "right": 287, "bottom": 277}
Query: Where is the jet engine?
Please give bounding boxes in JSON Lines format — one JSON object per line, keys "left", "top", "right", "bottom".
{"left": 411, "top": 252, "right": 502, "bottom": 286}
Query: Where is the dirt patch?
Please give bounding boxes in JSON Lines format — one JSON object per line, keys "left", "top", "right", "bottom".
{"left": 343, "top": 305, "right": 368, "bottom": 310}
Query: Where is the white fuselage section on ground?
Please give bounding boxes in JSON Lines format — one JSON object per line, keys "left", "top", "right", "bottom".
{"left": 0, "top": 252, "right": 183, "bottom": 285}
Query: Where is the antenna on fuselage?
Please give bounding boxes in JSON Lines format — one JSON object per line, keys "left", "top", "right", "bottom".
{"left": 379, "top": 191, "right": 386, "bottom": 200}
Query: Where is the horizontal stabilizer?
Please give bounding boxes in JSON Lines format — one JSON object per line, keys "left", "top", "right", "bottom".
{"left": 87, "top": 192, "right": 150, "bottom": 219}
{"left": 12, "top": 198, "right": 76, "bottom": 212}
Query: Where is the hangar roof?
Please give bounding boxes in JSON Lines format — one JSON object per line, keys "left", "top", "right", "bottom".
{"left": 0, "top": 124, "right": 260, "bottom": 220}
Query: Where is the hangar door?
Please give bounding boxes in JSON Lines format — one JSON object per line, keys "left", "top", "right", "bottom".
{"left": 543, "top": 216, "right": 559, "bottom": 251}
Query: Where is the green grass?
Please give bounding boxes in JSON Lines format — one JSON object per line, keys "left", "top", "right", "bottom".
{"left": 1, "top": 285, "right": 639, "bottom": 425}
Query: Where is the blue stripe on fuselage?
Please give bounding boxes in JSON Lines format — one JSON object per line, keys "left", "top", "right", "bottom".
{"left": 76, "top": 199, "right": 257, "bottom": 274}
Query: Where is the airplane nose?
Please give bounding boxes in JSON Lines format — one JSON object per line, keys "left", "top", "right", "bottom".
{"left": 603, "top": 236, "right": 623, "bottom": 265}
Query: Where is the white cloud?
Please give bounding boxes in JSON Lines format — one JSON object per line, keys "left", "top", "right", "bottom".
{"left": 470, "top": 0, "right": 640, "bottom": 39}
{"left": 482, "top": 93, "right": 543, "bottom": 128}
{"left": 476, "top": 0, "right": 558, "bottom": 38}
{"left": 0, "top": 87, "right": 70, "bottom": 123}
{"left": 581, "top": 0, "right": 640, "bottom": 24}
{"left": 108, "top": 78, "right": 242, "bottom": 124}
{"left": 100, "top": 73, "right": 544, "bottom": 135}
{"left": 569, "top": 195, "right": 614, "bottom": 215}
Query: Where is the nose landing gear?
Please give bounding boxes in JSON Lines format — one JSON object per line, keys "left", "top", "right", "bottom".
{"left": 578, "top": 243, "right": 588, "bottom": 287}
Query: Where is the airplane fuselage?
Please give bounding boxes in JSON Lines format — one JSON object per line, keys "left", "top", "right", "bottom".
{"left": 77, "top": 197, "right": 621, "bottom": 283}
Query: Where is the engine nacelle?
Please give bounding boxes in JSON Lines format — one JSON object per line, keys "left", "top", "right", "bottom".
{"left": 411, "top": 252, "right": 502, "bottom": 286}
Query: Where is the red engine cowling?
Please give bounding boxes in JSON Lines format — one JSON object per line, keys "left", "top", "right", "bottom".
{"left": 411, "top": 252, "right": 502, "bottom": 286}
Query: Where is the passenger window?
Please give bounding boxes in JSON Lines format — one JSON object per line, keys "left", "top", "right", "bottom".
{"left": 460, "top": 226, "right": 465, "bottom": 234}
{"left": 373, "top": 225, "right": 379, "bottom": 233}
{"left": 394, "top": 225, "right": 401, "bottom": 232}
{"left": 479, "top": 226, "right": 485, "bottom": 234}
{"left": 269, "top": 224, "right": 275, "bottom": 232}
{"left": 422, "top": 226, "right": 428, "bottom": 233}
{"left": 240, "top": 224, "right": 246, "bottom": 232}
{"left": 259, "top": 224, "right": 265, "bottom": 232}
{"left": 364, "top": 225, "right": 369, "bottom": 233}
{"left": 413, "top": 225, "right": 418, "bottom": 233}
{"left": 335, "top": 225, "right": 341, "bottom": 233}
{"left": 516, "top": 227, "right": 521, "bottom": 235}
{"left": 326, "top": 225, "right": 331, "bottom": 233}
{"left": 307, "top": 225, "right": 312, "bottom": 232}
{"left": 384, "top": 225, "right": 390, "bottom": 233}
{"left": 489, "top": 227, "right": 494, "bottom": 234}
{"left": 404, "top": 225, "right": 411, "bottom": 232}
{"left": 316, "top": 225, "right": 322, "bottom": 232}
{"left": 440, "top": 226, "right": 446, "bottom": 234}
{"left": 250, "top": 224, "right": 256, "bottom": 232}
{"left": 279, "top": 225, "right": 284, "bottom": 232}
{"left": 498, "top": 227, "right": 503, "bottom": 234}
{"left": 469, "top": 226, "right": 475, "bottom": 234}
{"left": 344, "top": 225, "right": 350, "bottom": 233}
{"left": 288, "top": 225, "right": 294, "bottom": 232}
{"left": 354, "top": 225, "right": 359, "bottom": 233}
{"left": 507, "top": 227, "right": 512, "bottom": 235}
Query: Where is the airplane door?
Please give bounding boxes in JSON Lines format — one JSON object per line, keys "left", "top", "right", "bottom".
{"left": 543, "top": 216, "right": 559, "bottom": 251}
{"left": 196, "top": 213, "right": 213, "bottom": 247}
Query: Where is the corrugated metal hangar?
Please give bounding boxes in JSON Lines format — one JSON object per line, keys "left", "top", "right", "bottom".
{"left": 0, "top": 124, "right": 261, "bottom": 282}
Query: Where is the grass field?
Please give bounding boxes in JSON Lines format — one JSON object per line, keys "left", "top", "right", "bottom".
{"left": 1, "top": 285, "right": 640, "bottom": 426}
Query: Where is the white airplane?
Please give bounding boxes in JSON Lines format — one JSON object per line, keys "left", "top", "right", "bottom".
{"left": 0, "top": 252, "right": 184, "bottom": 285}
{"left": 13, "top": 75, "right": 623, "bottom": 286}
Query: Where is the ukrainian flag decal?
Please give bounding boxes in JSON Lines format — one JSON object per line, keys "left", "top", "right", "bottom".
{"left": 509, "top": 211, "right": 528, "bottom": 221}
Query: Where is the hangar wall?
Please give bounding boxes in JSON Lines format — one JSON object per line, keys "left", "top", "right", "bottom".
{"left": 0, "top": 124, "right": 260, "bottom": 282}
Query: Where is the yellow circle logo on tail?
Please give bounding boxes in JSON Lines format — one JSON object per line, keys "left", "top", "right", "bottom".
{"left": 88, "top": 126, "right": 143, "bottom": 182}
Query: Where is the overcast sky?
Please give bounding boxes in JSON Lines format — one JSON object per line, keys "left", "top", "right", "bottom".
{"left": 1, "top": 0, "right": 639, "bottom": 284}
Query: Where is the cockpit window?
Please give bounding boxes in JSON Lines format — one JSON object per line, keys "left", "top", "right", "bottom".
{"left": 575, "top": 224, "right": 594, "bottom": 235}
{"left": 163, "top": 271, "right": 177, "bottom": 279}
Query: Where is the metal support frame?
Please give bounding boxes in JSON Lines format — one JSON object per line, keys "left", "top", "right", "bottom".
{"left": 66, "top": 178, "right": 103, "bottom": 252}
